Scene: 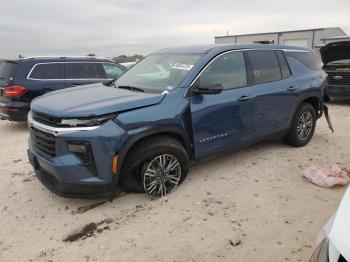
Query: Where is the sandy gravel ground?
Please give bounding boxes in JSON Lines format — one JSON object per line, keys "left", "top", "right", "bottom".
{"left": 1, "top": 102, "right": 349, "bottom": 262}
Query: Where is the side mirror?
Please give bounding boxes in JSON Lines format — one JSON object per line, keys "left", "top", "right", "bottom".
{"left": 192, "top": 82, "right": 223, "bottom": 95}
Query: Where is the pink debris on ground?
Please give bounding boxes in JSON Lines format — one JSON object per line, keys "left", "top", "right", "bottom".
{"left": 303, "top": 166, "right": 350, "bottom": 188}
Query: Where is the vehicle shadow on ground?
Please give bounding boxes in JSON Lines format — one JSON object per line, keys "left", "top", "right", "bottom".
{"left": 47, "top": 138, "right": 287, "bottom": 212}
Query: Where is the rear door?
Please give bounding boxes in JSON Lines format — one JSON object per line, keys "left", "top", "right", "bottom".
{"left": 244, "top": 50, "right": 297, "bottom": 137}
{"left": 64, "top": 62, "right": 107, "bottom": 88}
{"left": 26, "top": 62, "right": 65, "bottom": 97}
{"left": 190, "top": 51, "right": 256, "bottom": 158}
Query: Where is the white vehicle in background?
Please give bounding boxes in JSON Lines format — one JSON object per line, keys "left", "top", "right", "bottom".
{"left": 119, "top": 61, "right": 137, "bottom": 69}
{"left": 310, "top": 186, "right": 350, "bottom": 261}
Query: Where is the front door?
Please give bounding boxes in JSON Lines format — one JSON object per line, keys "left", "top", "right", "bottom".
{"left": 190, "top": 51, "right": 256, "bottom": 158}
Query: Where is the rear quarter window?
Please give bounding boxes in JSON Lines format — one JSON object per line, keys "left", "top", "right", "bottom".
{"left": 285, "top": 51, "right": 320, "bottom": 70}
{"left": 28, "top": 63, "right": 64, "bottom": 80}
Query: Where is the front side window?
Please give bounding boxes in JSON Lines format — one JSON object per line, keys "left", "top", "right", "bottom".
{"left": 65, "top": 63, "right": 105, "bottom": 79}
{"left": 29, "top": 63, "right": 64, "bottom": 80}
{"left": 199, "top": 51, "right": 247, "bottom": 90}
{"left": 102, "top": 63, "right": 126, "bottom": 79}
{"left": 246, "top": 50, "right": 282, "bottom": 84}
{"left": 116, "top": 54, "right": 203, "bottom": 93}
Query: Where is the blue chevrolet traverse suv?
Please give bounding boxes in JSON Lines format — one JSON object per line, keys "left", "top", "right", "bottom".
{"left": 0, "top": 56, "right": 126, "bottom": 121}
{"left": 27, "top": 44, "right": 329, "bottom": 199}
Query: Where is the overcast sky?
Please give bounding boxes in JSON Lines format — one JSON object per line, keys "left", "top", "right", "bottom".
{"left": 1, "top": 0, "right": 349, "bottom": 58}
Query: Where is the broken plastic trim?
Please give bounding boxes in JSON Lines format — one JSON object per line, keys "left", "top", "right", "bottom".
{"left": 323, "top": 104, "right": 334, "bottom": 132}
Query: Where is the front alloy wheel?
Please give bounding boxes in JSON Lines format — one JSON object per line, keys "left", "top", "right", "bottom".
{"left": 143, "top": 154, "right": 182, "bottom": 197}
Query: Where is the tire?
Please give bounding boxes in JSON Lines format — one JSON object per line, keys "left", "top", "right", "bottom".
{"left": 284, "top": 103, "right": 316, "bottom": 147}
{"left": 119, "top": 135, "right": 189, "bottom": 197}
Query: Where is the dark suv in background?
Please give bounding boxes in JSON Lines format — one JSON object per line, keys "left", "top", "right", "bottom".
{"left": 0, "top": 56, "right": 126, "bottom": 121}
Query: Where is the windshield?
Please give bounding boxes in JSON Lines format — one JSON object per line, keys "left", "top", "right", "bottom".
{"left": 0, "top": 60, "right": 18, "bottom": 84}
{"left": 116, "top": 53, "right": 203, "bottom": 93}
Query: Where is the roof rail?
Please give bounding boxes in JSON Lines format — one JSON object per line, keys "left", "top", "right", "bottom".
{"left": 21, "top": 55, "right": 112, "bottom": 61}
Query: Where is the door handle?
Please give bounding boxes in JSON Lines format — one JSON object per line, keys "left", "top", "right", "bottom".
{"left": 71, "top": 83, "right": 82, "bottom": 87}
{"left": 239, "top": 95, "right": 255, "bottom": 101}
{"left": 287, "top": 86, "right": 299, "bottom": 91}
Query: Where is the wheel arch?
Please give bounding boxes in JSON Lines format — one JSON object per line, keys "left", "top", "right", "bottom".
{"left": 303, "top": 96, "right": 323, "bottom": 117}
{"left": 290, "top": 93, "right": 323, "bottom": 125}
{"left": 117, "top": 126, "right": 193, "bottom": 176}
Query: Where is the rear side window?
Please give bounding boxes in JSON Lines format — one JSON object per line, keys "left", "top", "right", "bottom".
{"left": 65, "top": 63, "right": 106, "bottom": 79}
{"left": 246, "top": 50, "right": 282, "bottom": 84}
{"left": 285, "top": 51, "right": 320, "bottom": 70}
{"left": 29, "top": 63, "right": 64, "bottom": 80}
{"left": 199, "top": 51, "right": 247, "bottom": 90}
{"left": 0, "top": 61, "right": 18, "bottom": 82}
{"left": 276, "top": 51, "right": 291, "bottom": 78}
{"left": 102, "top": 63, "right": 125, "bottom": 79}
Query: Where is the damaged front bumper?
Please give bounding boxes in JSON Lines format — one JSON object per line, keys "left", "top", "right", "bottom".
{"left": 27, "top": 119, "right": 126, "bottom": 198}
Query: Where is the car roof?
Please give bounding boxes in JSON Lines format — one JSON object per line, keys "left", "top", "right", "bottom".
{"left": 154, "top": 44, "right": 312, "bottom": 54}
{"left": 18, "top": 56, "right": 114, "bottom": 63}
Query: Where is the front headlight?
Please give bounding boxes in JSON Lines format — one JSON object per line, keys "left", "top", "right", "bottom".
{"left": 60, "top": 114, "right": 116, "bottom": 127}
{"left": 310, "top": 239, "right": 329, "bottom": 262}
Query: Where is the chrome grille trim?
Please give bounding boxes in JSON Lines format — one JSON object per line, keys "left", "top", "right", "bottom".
{"left": 27, "top": 112, "right": 100, "bottom": 136}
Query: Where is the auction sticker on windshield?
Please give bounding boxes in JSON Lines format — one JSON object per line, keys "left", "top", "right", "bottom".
{"left": 171, "top": 63, "right": 194, "bottom": 71}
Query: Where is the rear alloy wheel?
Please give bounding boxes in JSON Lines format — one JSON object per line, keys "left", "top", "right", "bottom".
{"left": 296, "top": 111, "right": 313, "bottom": 141}
{"left": 284, "top": 103, "right": 316, "bottom": 147}
{"left": 143, "top": 154, "right": 182, "bottom": 197}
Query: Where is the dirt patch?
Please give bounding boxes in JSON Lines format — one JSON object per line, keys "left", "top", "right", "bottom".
{"left": 1, "top": 103, "right": 350, "bottom": 261}
{"left": 63, "top": 218, "right": 113, "bottom": 243}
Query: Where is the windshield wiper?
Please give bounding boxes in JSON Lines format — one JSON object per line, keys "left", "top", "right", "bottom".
{"left": 117, "top": 85, "right": 144, "bottom": 92}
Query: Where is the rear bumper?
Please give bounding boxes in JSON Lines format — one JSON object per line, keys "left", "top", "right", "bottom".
{"left": 27, "top": 120, "right": 126, "bottom": 198}
{"left": 327, "top": 85, "right": 350, "bottom": 97}
{"left": 0, "top": 101, "right": 29, "bottom": 121}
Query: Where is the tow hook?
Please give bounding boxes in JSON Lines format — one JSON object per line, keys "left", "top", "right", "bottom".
{"left": 323, "top": 104, "right": 334, "bottom": 132}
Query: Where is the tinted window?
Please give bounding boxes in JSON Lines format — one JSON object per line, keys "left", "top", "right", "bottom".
{"left": 246, "top": 50, "right": 281, "bottom": 84}
{"left": 102, "top": 63, "right": 125, "bottom": 79}
{"left": 276, "top": 51, "right": 291, "bottom": 78}
{"left": 65, "top": 63, "right": 105, "bottom": 79}
{"left": 29, "top": 63, "right": 64, "bottom": 80}
{"left": 0, "top": 61, "right": 18, "bottom": 82}
{"left": 285, "top": 51, "right": 320, "bottom": 70}
{"left": 199, "top": 51, "right": 247, "bottom": 90}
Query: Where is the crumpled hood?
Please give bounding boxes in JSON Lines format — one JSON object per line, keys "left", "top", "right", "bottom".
{"left": 31, "top": 83, "right": 165, "bottom": 118}
{"left": 320, "top": 41, "right": 350, "bottom": 65}
{"left": 328, "top": 185, "right": 350, "bottom": 260}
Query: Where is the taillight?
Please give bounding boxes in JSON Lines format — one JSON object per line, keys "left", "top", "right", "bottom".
{"left": 4, "top": 85, "right": 27, "bottom": 97}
